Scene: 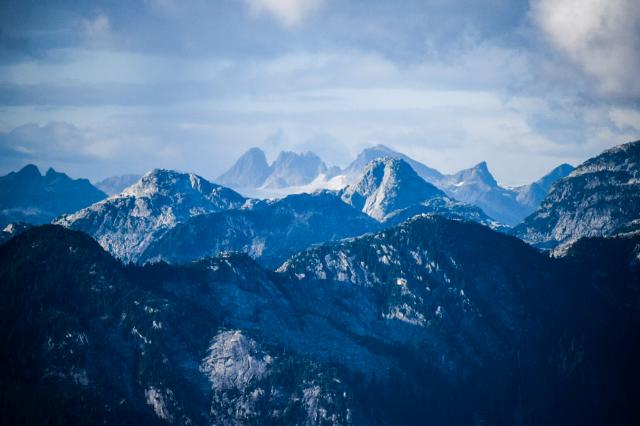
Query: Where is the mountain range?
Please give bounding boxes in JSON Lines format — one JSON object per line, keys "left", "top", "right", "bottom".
{"left": 217, "top": 145, "right": 573, "bottom": 225}
{"left": 1, "top": 139, "right": 639, "bottom": 425}
{"left": 0, "top": 144, "right": 572, "bottom": 233}
{"left": 138, "top": 157, "right": 496, "bottom": 268}
{"left": 339, "top": 157, "right": 497, "bottom": 228}
{"left": 217, "top": 149, "right": 339, "bottom": 192}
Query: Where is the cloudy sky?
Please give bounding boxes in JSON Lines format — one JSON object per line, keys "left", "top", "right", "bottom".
{"left": 0, "top": 0, "right": 639, "bottom": 185}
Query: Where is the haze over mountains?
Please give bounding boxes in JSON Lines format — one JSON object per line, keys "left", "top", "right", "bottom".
{"left": 216, "top": 149, "right": 341, "bottom": 196}
{"left": 1, "top": 139, "right": 639, "bottom": 425}
{"left": 217, "top": 145, "right": 574, "bottom": 225}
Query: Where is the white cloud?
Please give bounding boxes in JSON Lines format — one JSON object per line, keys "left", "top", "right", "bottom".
{"left": 531, "top": 0, "right": 640, "bottom": 97}
{"left": 244, "top": 0, "right": 324, "bottom": 28}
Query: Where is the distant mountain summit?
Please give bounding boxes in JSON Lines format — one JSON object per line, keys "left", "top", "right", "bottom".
{"left": 217, "top": 145, "right": 575, "bottom": 224}
{"left": 217, "top": 147, "right": 271, "bottom": 188}
{"left": 448, "top": 161, "right": 497, "bottom": 188}
{"left": 0, "top": 164, "right": 107, "bottom": 226}
{"left": 139, "top": 158, "right": 503, "bottom": 267}
{"left": 217, "top": 148, "right": 333, "bottom": 191}
{"left": 514, "top": 140, "right": 640, "bottom": 249}
{"left": 341, "top": 157, "right": 445, "bottom": 221}
{"left": 262, "top": 151, "right": 329, "bottom": 188}
{"left": 95, "top": 174, "right": 142, "bottom": 196}
{"left": 56, "top": 169, "right": 246, "bottom": 262}
{"left": 344, "top": 150, "right": 575, "bottom": 225}
{"left": 438, "top": 162, "right": 529, "bottom": 225}
{"left": 514, "top": 164, "right": 574, "bottom": 210}
{"left": 341, "top": 157, "right": 498, "bottom": 227}
{"left": 342, "top": 144, "right": 444, "bottom": 184}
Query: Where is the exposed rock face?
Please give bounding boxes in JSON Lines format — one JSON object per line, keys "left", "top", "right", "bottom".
{"left": 200, "top": 330, "right": 273, "bottom": 391}
{"left": 514, "top": 140, "right": 640, "bottom": 248}
{"left": 0, "top": 226, "right": 360, "bottom": 425}
{"left": 216, "top": 148, "right": 337, "bottom": 195}
{"left": 0, "top": 164, "right": 107, "bottom": 226}
{"left": 56, "top": 169, "right": 246, "bottom": 262}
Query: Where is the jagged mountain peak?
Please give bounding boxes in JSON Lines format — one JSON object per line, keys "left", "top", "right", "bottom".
{"left": 90, "top": 168, "right": 246, "bottom": 207}
{"left": 363, "top": 156, "right": 423, "bottom": 176}
{"left": 274, "top": 149, "right": 320, "bottom": 161}
{"left": 440, "top": 161, "right": 531, "bottom": 226}
{"left": 269, "top": 150, "right": 326, "bottom": 172}
{"left": 341, "top": 157, "right": 444, "bottom": 221}
{"left": 216, "top": 147, "right": 271, "bottom": 189}
{"left": 245, "top": 146, "right": 267, "bottom": 157}
{"left": 17, "top": 163, "right": 41, "bottom": 178}
{"left": 452, "top": 161, "right": 498, "bottom": 188}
